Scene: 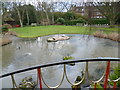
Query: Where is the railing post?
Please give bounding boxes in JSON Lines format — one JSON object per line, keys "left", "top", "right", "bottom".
{"left": 84, "top": 61, "right": 90, "bottom": 87}
{"left": 11, "top": 74, "right": 18, "bottom": 88}
{"left": 104, "top": 61, "right": 110, "bottom": 90}
{"left": 113, "top": 82, "right": 116, "bottom": 90}
{"left": 94, "top": 83, "right": 97, "bottom": 90}
{"left": 37, "top": 68, "right": 42, "bottom": 90}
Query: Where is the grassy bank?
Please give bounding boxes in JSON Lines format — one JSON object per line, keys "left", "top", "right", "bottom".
{"left": 10, "top": 25, "right": 119, "bottom": 38}
{"left": 10, "top": 25, "right": 88, "bottom": 38}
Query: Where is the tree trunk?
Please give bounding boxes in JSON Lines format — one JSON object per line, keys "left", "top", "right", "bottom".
{"left": 51, "top": 4, "right": 54, "bottom": 24}
{"left": 110, "top": 19, "right": 115, "bottom": 26}
{"left": 16, "top": 7, "right": 23, "bottom": 27}
{"left": 25, "top": 7, "right": 29, "bottom": 26}
{"left": 45, "top": 10, "right": 50, "bottom": 25}
{"left": 51, "top": 12, "right": 54, "bottom": 24}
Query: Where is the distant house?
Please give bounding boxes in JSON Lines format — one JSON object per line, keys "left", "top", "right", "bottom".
{"left": 71, "top": 5, "right": 105, "bottom": 19}
{"left": 4, "top": 18, "right": 15, "bottom": 26}
{"left": 2, "top": 12, "right": 15, "bottom": 27}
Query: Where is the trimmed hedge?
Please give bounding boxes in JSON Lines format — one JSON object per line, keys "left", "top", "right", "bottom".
{"left": 64, "top": 20, "right": 85, "bottom": 25}
{"left": 90, "top": 18, "right": 110, "bottom": 25}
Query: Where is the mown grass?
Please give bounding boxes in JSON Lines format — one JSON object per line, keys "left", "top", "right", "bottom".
{"left": 10, "top": 25, "right": 119, "bottom": 38}
{"left": 91, "top": 27, "right": 120, "bottom": 34}
{"left": 10, "top": 25, "right": 89, "bottom": 37}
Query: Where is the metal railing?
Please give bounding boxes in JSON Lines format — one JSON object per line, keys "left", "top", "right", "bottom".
{"left": 0, "top": 57, "right": 120, "bottom": 89}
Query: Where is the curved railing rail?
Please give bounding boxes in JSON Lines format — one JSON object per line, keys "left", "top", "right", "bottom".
{"left": 0, "top": 57, "right": 120, "bottom": 89}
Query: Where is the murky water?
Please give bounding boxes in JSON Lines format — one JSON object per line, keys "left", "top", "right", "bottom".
{"left": 1, "top": 34, "right": 119, "bottom": 88}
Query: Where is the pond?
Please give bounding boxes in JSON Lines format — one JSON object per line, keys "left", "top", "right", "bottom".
{"left": 1, "top": 34, "right": 119, "bottom": 88}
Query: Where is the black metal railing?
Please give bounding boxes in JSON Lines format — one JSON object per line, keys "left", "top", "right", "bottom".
{"left": 0, "top": 57, "right": 120, "bottom": 89}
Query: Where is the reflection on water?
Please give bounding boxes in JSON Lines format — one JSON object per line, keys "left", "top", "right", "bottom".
{"left": 1, "top": 34, "right": 119, "bottom": 88}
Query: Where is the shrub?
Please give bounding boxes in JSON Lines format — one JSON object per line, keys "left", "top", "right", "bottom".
{"left": 109, "top": 64, "right": 120, "bottom": 87}
{"left": 2, "top": 24, "right": 12, "bottom": 32}
{"left": 2, "top": 24, "right": 12, "bottom": 29}
{"left": 54, "top": 12, "right": 65, "bottom": 21}
{"left": 56, "top": 18, "right": 65, "bottom": 24}
{"left": 64, "top": 12, "right": 76, "bottom": 20}
{"left": 2, "top": 27, "right": 8, "bottom": 32}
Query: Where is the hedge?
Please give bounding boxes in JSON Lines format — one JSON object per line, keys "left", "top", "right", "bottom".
{"left": 64, "top": 20, "right": 85, "bottom": 25}
{"left": 90, "top": 18, "right": 110, "bottom": 25}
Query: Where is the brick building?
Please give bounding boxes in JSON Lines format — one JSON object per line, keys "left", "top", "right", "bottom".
{"left": 71, "top": 5, "right": 105, "bottom": 18}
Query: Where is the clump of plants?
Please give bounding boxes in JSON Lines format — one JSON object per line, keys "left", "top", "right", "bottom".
{"left": 71, "top": 76, "right": 82, "bottom": 89}
{"left": 2, "top": 24, "right": 12, "bottom": 33}
{"left": 93, "top": 31, "right": 120, "bottom": 42}
{"left": 19, "top": 76, "right": 37, "bottom": 88}
{"left": 109, "top": 64, "right": 120, "bottom": 87}
{"left": 63, "top": 56, "right": 75, "bottom": 66}
{"left": 91, "top": 83, "right": 103, "bottom": 88}
{"left": 107, "top": 33, "right": 120, "bottom": 41}
{"left": 93, "top": 31, "right": 107, "bottom": 38}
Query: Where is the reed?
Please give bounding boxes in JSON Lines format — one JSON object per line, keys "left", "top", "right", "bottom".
{"left": 107, "top": 33, "right": 120, "bottom": 41}
{"left": 94, "top": 31, "right": 120, "bottom": 42}
{"left": 0, "top": 38, "right": 12, "bottom": 46}
{"left": 93, "top": 31, "right": 107, "bottom": 38}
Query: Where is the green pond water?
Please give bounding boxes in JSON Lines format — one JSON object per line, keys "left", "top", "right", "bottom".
{"left": 1, "top": 34, "right": 119, "bottom": 88}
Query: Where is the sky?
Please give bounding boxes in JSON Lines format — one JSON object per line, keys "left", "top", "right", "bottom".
{"left": 2, "top": 0, "right": 120, "bottom": 2}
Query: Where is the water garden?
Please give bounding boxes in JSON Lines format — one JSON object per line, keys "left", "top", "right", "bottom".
{"left": 0, "top": 1, "right": 120, "bottom": 89}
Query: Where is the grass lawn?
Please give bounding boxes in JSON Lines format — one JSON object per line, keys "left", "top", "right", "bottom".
{"left": 10, "top": 25, "right": 119, "bottom": 38}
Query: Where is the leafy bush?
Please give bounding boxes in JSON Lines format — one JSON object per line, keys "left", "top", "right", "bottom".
{"left": 56, "top": 18, "right": 65, "bottom": 24}
{"left": 109, "top": 64, "right": 120, "bottom": 87}
{"left": 54, "top": 12, "right": 65, "bottom": 21}
{"left": 64, "top": 12, "right": 76, "bottom": 20}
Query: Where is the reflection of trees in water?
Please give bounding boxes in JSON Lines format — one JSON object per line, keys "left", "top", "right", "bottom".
{"left": 88, "top": 61, "right": 106, "bottom": 81}
{"left": 42, "top": 65, "right": 63, "bottom": 85}
{"left": 2, "top": 44, "right": 15, "bottom": 68}
{"left": 36, "top": 37, "right": 77, "bottom": 57}
{"left": 88, "top": 61, "right": 119, "bottom": 81}
{"left": 54, "top": 41, "right": 77, "bottom": 56}
{"left": 36, "top": 37, "right": 45, "bottom": 49}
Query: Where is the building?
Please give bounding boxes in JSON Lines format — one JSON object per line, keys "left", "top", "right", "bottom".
{"left": 71, "top": 5, "right": 105, "bottom": 19}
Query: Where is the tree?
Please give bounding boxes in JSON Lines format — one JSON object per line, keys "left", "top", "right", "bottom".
{"left": 92, "top": 1, "right": 120, "bottom": 26}
{"left": 64, "top": 12, "right": 76, "bottom": 20}
{"left": 23, "top": 4, "right": 37, "bottom": 25}
{"left": 12, "top": 2, "right": 24, "bottom": 27}
{"left": 37, "top": 1, "right": 50, "bottom": 25}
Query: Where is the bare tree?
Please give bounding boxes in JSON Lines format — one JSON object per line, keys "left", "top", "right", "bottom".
{"left": 13, "top": 2, "right": 23, "bottom": 27}
{"left": 37, "top": 1, "right": 50, "bottom": 25}
{"left": 92, "top": 1, "right": 120, "bottom": 25}
{"left": 23, "top": 0, "right": 30, "bottom": 25}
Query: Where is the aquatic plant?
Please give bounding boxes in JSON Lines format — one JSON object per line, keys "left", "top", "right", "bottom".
{"left": 63, "top": 56, "right": 75, "bottom": 66}
{"left": 107, "top": 33, "right": 120, "bottom": 41}
{"left": 109, "top": 64, "right": 120, "bottom": 87}
{"left": 19, "top": 76, "right": 37, "bottom": 88}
